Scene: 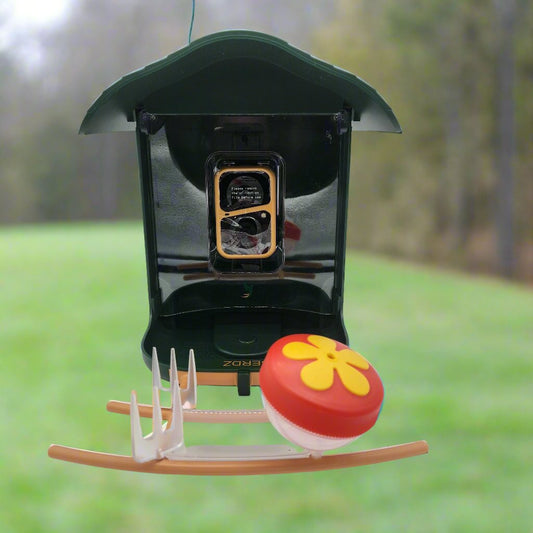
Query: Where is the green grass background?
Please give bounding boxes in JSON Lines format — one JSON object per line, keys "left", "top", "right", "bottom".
{"left": 1, "top": 223, "right": 531, "bottom": 532}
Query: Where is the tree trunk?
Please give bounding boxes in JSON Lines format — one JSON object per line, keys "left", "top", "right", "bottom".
{"left": 494, "top": 0, "right": 517, "bottom": 277}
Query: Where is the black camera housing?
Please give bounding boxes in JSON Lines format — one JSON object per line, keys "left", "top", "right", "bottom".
{"left": 206, "top": 152, "right": 285, "bottom": 274}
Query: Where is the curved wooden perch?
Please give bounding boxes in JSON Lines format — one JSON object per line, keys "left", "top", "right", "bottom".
{"left": 48, "top": 440, "right": 428, "bottom": 476}
{"left": 107, "top": 400, "right": 269, "bottom": 423}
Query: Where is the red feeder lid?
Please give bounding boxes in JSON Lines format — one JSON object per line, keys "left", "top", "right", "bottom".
{"left": 260, "top": 334, "right": 384, "bottom": 439}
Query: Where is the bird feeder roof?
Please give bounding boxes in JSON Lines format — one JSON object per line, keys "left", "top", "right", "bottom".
{"left": 80, "top": 30, "right": 401, "bottom": 134}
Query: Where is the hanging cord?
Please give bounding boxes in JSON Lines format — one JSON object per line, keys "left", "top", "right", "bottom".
{"left": 188, "top": 0, "right": 196, "bottom": 44}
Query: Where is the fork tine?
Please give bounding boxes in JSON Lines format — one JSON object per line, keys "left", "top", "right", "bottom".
{"left": 158, "top": 353, "right": 185, "bottom": 456}
{"left": 151, "top": 347, "right": 162, "bottom": 390}
{"left": 169, "top": 348, "right": 178, "bottom": 385}
{"left": 150, "top": 347, "right": 165, "bottom": 435}
{"left": 131, "top": 390, "right": 156, "bottom": 463}
{"left": 170, "top": 358, "right": 184, "bottom": 442}
{"left": 152, "top": 385, "right": 163, "bottom": 437}
{"left": 181, "top": 348, "right": 197, "bottom": 409}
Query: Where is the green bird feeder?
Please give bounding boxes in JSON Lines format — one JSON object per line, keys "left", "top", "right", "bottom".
{"left": 49, "top": 31, "right": 429, "bottom": 475}
{"left": 80, "top": 30, "right": 401, "bottom": 395}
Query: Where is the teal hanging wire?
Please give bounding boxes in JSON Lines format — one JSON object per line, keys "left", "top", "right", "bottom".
{"left": 188, "top": 0, "right": 196, "bottom": 44}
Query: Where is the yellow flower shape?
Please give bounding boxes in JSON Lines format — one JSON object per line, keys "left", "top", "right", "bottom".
{"left": 282, "top": 335, "right": 370, "bottom": 396}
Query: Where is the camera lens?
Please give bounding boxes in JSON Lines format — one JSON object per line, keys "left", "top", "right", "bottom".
{"left": 220, "top": 212, "right": 271, "bottom": 253}
{"left": 236, "top": 215, "right": 261, "bottom": 236}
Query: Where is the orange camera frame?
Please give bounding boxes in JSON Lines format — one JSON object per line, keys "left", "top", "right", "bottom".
{"left": 213, "top": 167, "right": 277, "bottom": 260}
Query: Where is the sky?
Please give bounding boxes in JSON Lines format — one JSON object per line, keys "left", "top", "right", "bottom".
{"left": 0, "top": 0, "right": 71, "bottom": 66}
{"left": 3, "top": 0, "right": 70, "bottom": 28}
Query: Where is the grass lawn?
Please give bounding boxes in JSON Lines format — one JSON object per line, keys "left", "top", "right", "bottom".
{"left": 1, "top": 222, "right": 531, "bottom": 532}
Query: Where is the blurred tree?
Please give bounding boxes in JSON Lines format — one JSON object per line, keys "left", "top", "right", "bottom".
{"left": 493, "top": 0, "right": 517, "bottom": 278}
{"left": 314, "top": 0, "right": 532, "bottom": 279}
{"left": 0, "top": 48, "right": 46, "bottom": 223}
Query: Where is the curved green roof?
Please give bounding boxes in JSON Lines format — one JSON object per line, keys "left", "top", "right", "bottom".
{"left": 80, "top": 30, "right": 401, "bottom": 134}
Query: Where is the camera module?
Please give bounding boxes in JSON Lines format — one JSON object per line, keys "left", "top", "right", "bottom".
{"left": 214, "top": 166, "right": 276, "bottom": 259}
{"left": 206, "top": 152, "right": 284, "bottom": 273}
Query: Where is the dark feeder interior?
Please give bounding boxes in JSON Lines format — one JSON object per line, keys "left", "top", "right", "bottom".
{"left": 80, "top": 31, "right": 401, "bottom": 395}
